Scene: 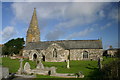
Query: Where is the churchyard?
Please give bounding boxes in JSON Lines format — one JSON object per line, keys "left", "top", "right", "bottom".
{"left": 1, "top": 56, "right": 116, "bottom": 79}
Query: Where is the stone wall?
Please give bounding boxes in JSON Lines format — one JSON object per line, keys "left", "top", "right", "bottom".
{"left": 107, "top": 50, "right": 118, "bottom": 57}
{"left": 23, "top": 48, "right": 103, "bottom": 62}
{"left": 70, "top": 49, "right": 103, "bottom": 60}
{"left": 23, "top": 50, "right": 43, "bottom": 61}
{"left": 45, "top": 43, "right": 69, "bottom": 62}
{"left": 23, "top": 50, "right": 30, "bottom": 58}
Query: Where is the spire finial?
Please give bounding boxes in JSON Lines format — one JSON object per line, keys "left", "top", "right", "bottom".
{"left": 33, "top": 8, "right": 36, "bottom": 15}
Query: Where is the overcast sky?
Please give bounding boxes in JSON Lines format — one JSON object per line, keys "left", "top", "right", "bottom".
{"left": 1, "top": 1, "right": 119, "bottom": 49}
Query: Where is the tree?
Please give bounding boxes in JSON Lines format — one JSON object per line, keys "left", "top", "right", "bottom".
{"left": 116, "top": 49, "right": 120, "bottom": 58}
{"left": 101, "top": 59, "right": 120, "bottom": 79}
{"left": 2, "top": 38, "right": 25, "bottom": 55}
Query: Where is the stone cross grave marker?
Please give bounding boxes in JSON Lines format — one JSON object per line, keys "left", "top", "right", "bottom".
{"left": 36, "top": 57, "right": 44, "bottom": 69}
{"left": 18, "top": 58, "right": 24, "bottom": 75}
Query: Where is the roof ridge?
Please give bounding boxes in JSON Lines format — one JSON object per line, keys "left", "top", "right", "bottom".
{"left": 41, "top": 39, "right": 101, "bottom": 42}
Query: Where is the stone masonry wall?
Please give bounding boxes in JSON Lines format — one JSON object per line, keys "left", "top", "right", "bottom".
{"left": 70, "top": 49, "right": 103, "bottom": 60}
{"left": 23, "top": 48, "right": 103, "bottom": 62}
{"left": 107, "top": 50, "right": 118, "bottom": 57}
{"left": 45, "top": 43, "right": 69, "bottom": 62}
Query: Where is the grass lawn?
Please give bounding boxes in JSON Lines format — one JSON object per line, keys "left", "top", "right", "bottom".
{"left": 2, "top": 57, "right": 116, "bottom": 78}
{"left": 2, "top": 57, "right": 36, "bottom": 73}
{"left": 42, "top": 60, "right": 98, "bottom": 77}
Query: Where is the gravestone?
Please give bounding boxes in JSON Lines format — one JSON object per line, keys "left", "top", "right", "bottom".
{"left": 18, "top": 58, "right": 24, "bottom": 74}
{"left": 49, "top": 67, "right": 56, "bottom": 75}
{"left": 67, "top": 60, "right": 70, "bottom": 69}
{"left": 0, "top": 66, "right": 9, "bottom": 79}
{"left": 36, "top": 57, "right": 44, "bottom": 69}
{"left": 24, "top": 62, "right": 31, "bottom": 73}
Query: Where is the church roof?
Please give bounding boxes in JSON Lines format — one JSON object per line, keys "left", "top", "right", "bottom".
{"left": 24, "top": 40, "right": 103, "bottom": 50}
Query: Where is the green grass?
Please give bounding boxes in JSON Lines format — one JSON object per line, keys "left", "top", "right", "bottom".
{"left": 42, "top": 60, "right": 98, "bottom": 77}
{"left": 2, "top": 57, "right": 116, "bottom": 78}
{"left": 2, "top": 57, "right": 36, "bottom": 73}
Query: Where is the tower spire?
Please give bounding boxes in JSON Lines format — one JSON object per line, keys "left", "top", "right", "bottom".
{"left": 30, "top": 8, "right": 38, "bottom": 28}
{"left": 26, "top": 8, "right": 40, "bottom": 44}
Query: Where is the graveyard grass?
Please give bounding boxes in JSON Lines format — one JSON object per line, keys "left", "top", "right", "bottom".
{"left": 2, "top": 57, "right": 115, "bottom": 79}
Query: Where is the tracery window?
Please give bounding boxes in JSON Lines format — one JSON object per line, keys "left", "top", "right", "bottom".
{"left": 53, "top": 48, "right": 57, "bottom": 57}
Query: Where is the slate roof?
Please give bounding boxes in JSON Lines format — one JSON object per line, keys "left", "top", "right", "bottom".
{"left": 23, "top": 40, "right": 103, "bottom": 50}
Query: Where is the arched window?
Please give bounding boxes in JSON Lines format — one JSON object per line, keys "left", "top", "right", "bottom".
{"left": 53, "top": 48, "right": 57, "bottom": 57}
{"left": 83, "top": 51, "right": 88, "bottom": 58}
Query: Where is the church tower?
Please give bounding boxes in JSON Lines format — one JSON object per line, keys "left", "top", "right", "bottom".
{"left": 26, "top": 8, "right": 40, "bottom": 44}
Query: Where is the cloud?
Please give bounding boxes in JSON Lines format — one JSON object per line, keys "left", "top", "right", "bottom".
{"left": 62, "top": 2, "right": 107, "bottom": 28}
{"left": 45, "top": 28, "right": 65, "bottom": 41}
{"left": 65, "top": 3, "right": 105, "bottom": 18}
{"left": 99, "top": 10, "right": 105, "bottom": 17}
{"left": 11, "top": 2, "right": 108, "bottom": 23}
{"left": 100, "top": 23, "right": 111, "bottom": 30}
{"left": 108, "top": 8, "right": 118, "bottom": 21}
{"left": 12, "top": 2, "right": 69, "bottom": 23}
{"left": 1, "top": 26, "right": 17, "bottom": 41}
{"left": 11, "top": 2, "right": 109, "bottom": 41}
{"left": 11, "top": 2, "right": 117, "bottom": 41}
{"left": 56, "top": 18, "right": 84, "bottom": 29}
{"left": 67, "top": 27, "right": 94, "bottom": 39}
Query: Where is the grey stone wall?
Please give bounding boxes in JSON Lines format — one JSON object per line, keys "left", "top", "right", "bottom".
{"left": 23, "top": 50, "right": 43, "bottom": 61}
{"left": 70, "top": 49, "right": 103, "bottom": 60}
{"left": 23, "top": 47, "right": 103, "bottom": 62}
{"left": 107, "top": 50, "right": 118, "bottom": 57}
{"left": 45, "top": 43, "right": 69, "bottom": 62}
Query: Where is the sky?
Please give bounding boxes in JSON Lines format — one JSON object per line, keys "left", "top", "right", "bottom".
{"left": 0, "top": 1, "right": 119, "bottom": 49}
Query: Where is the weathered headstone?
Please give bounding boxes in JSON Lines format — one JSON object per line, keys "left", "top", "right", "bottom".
{"left": 36, "top": 57, "right": 44, "bottom": 69}
{"left": 50, "top": 67, "right": 56, "bottom": 75}
{"left": 75, "top": 71, "right": 84, "bottom": 78}
{"left": 18, "top": 58, "right": 24, "bottom": 74}
{"left": 24, "top": 62, "right": 31, "bottom": 73}
{"left": 0, "top": 66, "right": 9, "bottom": 79}
{"left": 67, "top": 60, "right": 70, "bottom": 69}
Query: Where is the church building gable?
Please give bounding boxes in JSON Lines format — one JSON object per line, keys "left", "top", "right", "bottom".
{"left": 45, "top": 43, "right": 69, "bottom": 62}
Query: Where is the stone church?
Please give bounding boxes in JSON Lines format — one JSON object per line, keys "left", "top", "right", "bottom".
{"left": 23, "top": 8, "right": 103, "bottom": 62}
